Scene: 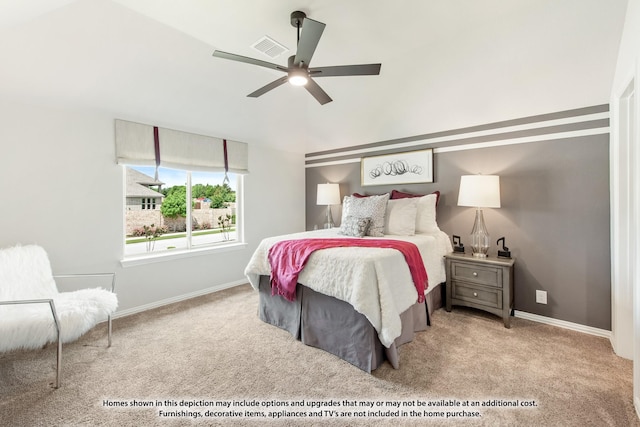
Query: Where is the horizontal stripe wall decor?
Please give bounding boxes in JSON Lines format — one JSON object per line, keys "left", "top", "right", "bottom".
{"left": 305, "top": 104, "right": 609, "bottom": 167}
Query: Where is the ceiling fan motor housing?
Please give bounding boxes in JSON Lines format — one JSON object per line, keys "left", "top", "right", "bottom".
{"left": 288, "top": 55, "right": 306, "bottom": 69}
{"left": 290, "top": 11, "right": 306, "bottom": 27}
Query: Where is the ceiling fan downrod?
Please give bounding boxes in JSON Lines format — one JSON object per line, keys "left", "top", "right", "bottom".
{"left": 291, "top": 11, "right": 306, "bottom": 46}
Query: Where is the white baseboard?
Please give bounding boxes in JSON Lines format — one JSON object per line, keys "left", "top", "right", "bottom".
{"left": 513, "top": 310, "right": 611, "bottom": 339}
{"left": 113, "top": 289, "right": 613, "bottom": 338}
{"left": 112, "top": 279, "right": 248, "bottom": 319}
{"left": 635, "top": 396, "right": 640, "bottom": 421}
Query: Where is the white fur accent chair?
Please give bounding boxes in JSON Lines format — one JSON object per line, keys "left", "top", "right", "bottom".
{"left": 0, "top": 244, "right": 118, "bottom": 388}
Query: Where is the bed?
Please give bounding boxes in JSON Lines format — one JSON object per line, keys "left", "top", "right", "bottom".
{"left": 244, "top": 191, "right": 452, "bottom": 372}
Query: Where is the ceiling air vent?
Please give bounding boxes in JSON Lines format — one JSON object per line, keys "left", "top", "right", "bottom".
{"left": 251, "top": 36, "right": 289, "bottom": 59}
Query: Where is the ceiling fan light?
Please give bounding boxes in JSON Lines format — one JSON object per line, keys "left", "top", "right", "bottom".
{"left": 288, "top": 70, "right": 308, "bottom": 86}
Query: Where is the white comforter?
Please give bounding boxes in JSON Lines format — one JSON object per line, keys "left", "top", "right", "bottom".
{"left": 244, "top": 228, "right": 452, "bottom": 347}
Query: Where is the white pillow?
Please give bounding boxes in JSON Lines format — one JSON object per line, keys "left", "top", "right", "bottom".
{"left": 384, "top": 198, "right": 418, "bottom": 235}
{"left": 342, "top": 193, "right": 390, "bottom": 237}
{"left": 415, "top": 193, "right": 439, "bottom": 234}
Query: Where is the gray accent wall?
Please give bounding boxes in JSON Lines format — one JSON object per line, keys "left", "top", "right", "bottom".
{"left": 305, "top": 105, "right": 611, "bottom": 330}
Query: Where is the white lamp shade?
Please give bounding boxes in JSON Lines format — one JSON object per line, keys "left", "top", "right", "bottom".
{"left": 317, "top": 183, "right": 341, "bottom": 205}
{"left": 457, "top": 175, "right": 501, "bottom": 208}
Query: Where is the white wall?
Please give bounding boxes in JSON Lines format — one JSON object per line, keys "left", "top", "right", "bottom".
{"left": 0, "top": 99, "right": 305, "bottom": 313}
{"left": 610, "top": 0, "right": 640, "bottom": 417}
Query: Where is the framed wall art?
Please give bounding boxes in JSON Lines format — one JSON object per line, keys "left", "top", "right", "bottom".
{"left": 361, "top": 148, "right": 434, "bottom": 186}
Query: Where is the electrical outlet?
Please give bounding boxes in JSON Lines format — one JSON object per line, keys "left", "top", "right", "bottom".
{"left": 536, "top": 290, "right": 547, "bottom": 304}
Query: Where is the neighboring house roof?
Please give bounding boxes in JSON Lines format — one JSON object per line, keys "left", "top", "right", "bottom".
{"left": 127, "top": 184, "right": 164, "bottom": 199}
{"left": 126, "top": 167, "right": 164, "bottom": 186}
{"left": 125, "top": 167, "right": 165, "bottom": 199}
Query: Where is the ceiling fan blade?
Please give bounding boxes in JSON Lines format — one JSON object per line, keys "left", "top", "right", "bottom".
{"left": 247, "top": 76, "right": 289, "bottom": 98}
{"left": 305, "top": 78, "right": 332, "bottom": 105}
{"left": 310, "top": 63, "right": 382, "bottom": 77}
{"left": 213, "top": 50, "right": 288, "bottom": 72}
{"left": 294, "top": 18, "right": 326, "bottom": 67}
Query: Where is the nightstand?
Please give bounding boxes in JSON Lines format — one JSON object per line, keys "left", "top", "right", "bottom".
{"left": 444, "top": 253, "right": 515, "bottom": 328}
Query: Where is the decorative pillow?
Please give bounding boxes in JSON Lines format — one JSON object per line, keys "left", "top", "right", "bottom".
{"left": 391, "top": 189, "right": 441, "bottom": 206}
{"left": 342, "top": 193, "right": 390, "bottom": 237}
{"left": 384, "top": 198, "right": 419, "bottom": 235}
{"left": 415, "top": 193, "right": 440, "bottom": 234}
{"left": 338, "top": 216, "right": 371, "bottom": 237}
{"left": 341, "top": 195, "right": 353, "bottom": 219}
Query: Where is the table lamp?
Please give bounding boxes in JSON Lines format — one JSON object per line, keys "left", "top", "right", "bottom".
{"left": 317, "top": 183, "right": 341, "bottom": 229}
{"left": 457, "top": 175, "right": 501, "bottom": 257}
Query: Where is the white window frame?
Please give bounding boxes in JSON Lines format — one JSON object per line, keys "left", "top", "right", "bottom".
{"left": 120, "top": 168, "right": 246, "bottom": 267}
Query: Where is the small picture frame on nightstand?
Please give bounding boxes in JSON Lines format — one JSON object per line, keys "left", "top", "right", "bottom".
{"left": 452, "top": 235, "right": 465, "bottom": 253}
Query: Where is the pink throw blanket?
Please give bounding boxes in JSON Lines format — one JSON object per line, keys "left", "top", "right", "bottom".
{"left": 267, "top": 238, "right": 428, "bottom": 303}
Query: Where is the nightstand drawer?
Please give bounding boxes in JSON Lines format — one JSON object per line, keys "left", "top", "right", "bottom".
{"left": 451, "top": 262, "right": 502, "bottom": 288}
{"left": 452, "top": 281, "right": 502, "bottom": 309}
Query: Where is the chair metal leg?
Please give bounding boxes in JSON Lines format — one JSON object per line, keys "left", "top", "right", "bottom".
{"left": 107, "top": 314, "right": 112, "bottom": 348}
{"left": 55, "top": 333, "right": 62, "bottom": 389}
{"left": 108, "top": 272, "right": 114, "bottom": 348}
{"left": 48, "top": 300, "right": 62, "bottom": 389}
{"left": 0, "top": 299, "right": 63, "bottom": 388}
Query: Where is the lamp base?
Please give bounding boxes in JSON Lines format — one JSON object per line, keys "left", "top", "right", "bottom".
{"left": 470, "top": 208, "right": 490, "bottom": 258}
{"left": 324, "top": 205, "right": 335, "bottom": 229}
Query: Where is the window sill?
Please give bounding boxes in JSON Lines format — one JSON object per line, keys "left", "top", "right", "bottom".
{"left": 120, "top": 242, "right": 248, "bottom": 268}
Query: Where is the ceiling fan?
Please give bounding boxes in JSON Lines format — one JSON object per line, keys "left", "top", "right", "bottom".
{"left": 212, "top": 11, "right": 382, "bottom": 105}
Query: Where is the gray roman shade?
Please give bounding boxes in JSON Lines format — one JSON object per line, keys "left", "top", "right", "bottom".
{"left": 114, "top": 119, "right": 249, "bottom": 174}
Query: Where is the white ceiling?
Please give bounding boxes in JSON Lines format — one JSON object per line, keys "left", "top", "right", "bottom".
{"left": 0, "top": 0, "right": 629, "bottom": 154}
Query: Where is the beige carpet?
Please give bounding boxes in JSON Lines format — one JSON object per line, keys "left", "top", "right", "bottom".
{"left": 0, "top": 284, "right": 636, "bottom": 426}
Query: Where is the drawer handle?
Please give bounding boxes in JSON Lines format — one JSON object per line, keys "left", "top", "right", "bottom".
{"left": 473, "top": 292, "right": 478, "bottom": 297}
{"left": 472, "top": 272, "right": 478, "bottom": 277}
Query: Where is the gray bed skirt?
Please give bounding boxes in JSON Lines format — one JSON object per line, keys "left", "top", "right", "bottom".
{"left": 257, "top": 275, "right": 443, "bottom": 372}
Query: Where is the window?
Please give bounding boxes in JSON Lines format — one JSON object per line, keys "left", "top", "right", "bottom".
{"left": 124, "top": 166, "right": 240, "bottom": 257}
{"left": 114, "top": 119, "right": 249, "bottom": 261}
{"left": 141, "top": 198, "right": 156, "bottom": 210}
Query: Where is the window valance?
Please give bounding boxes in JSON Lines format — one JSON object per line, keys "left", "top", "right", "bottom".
{"left": 114, "top": 119, "right": 249, "bottom": 174}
